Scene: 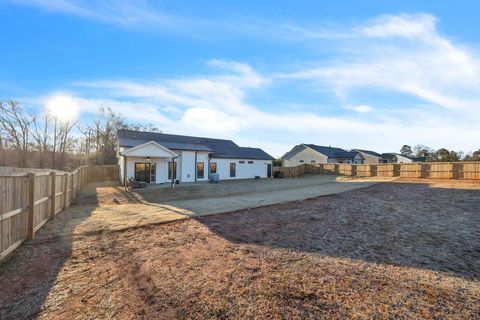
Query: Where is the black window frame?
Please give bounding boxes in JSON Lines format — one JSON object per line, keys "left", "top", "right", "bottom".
{"left": 210, "top": 162, "right": 217, "bottom": 174}
{"left": 197, "top": 162, "right": 204, "bottom": 179}
{"left": 168, "top": 161, "right": 177, "bottom": 180}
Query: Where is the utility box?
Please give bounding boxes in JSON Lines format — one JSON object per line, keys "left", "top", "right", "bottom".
{"left": 209, "top": 173, "right": 219, "bottom": 183}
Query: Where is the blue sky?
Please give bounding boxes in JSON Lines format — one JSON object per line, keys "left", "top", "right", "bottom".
{"left": 1, "top": 1, "right": 479, "bottom": 157}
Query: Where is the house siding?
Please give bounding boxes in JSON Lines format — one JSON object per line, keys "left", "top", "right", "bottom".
{"left": 357, "top": 151, "right": 381, "bottom": 164}
{"left": 282, "top": 145, "right": 328, "bottom": 167}
{"left": 211, "top": 158, "right": 271, "bottom": 180}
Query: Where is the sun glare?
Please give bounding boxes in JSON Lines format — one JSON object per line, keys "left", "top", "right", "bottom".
{"left": 46, "top": 94, "right": 79, "bottom": 122}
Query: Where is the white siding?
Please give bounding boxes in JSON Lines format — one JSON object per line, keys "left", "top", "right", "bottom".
{"left": 125, "top": 157, "right": 169, "bottom": 184}
{"left": 177, "top": 151, "right": 209, "bottom": 182}
{"left": 283, "top": 145, "right": 328, "bottom": 167}
{"left": 395, "top": 155, "right": 414, "bottom": 163}
{"left": 211, "top": 158, "right": 272, "bottom": 180}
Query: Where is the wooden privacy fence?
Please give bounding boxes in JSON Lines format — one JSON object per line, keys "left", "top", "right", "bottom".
{"left": 274, "top": 162, "right": 480, "bottom": 180}
{"left": 0, "top": 165, "right": 119, "bottom": 262}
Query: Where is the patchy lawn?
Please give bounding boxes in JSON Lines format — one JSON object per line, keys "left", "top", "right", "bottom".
{"left": 0, "top": 180, "right": 479, "bottom": 319}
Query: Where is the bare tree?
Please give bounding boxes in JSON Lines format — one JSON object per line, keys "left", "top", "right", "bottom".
{"left": 0, "top": 134, "right": 5, "bottom": 166}
{"left": 30, "top": 111, "right": 51, "bottom": 168}
{"left": 58, "top": 119, "right": 78, "bottom": 170}
{"left": 0, "top": 100, "right": 32, "bottom": 167}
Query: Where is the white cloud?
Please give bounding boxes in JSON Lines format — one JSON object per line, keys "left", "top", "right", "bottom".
{"left": 8, "top": 0, "right": 177, "bottom": 29}
{"left": 21, "top": 14, "right": 480, "bottom": 157}
{"left": 281, "top": 13, "right": 480, "bottom": 117}
{"left": 344, "top": 105, "right": 373, "bottom": 113}
{"left": 359, "top": 13, "right": 437, "bottom": 39}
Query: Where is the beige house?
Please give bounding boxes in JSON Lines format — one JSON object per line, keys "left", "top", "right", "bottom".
{"left": 354, "top": 149, "right": 384, "bottom": 164}
{"left": 281, "top": 144, "right": 364, "bottom": 167}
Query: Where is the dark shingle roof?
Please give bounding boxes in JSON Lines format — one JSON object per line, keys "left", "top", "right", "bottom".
{"left": 118, "top": 129, "right": 274, "bottom": 160}
{"left": 304, "top": 144, "right": 359, "bottom": 159}
{"left": 355, "top": 149, "right": 383, "bottom": 158}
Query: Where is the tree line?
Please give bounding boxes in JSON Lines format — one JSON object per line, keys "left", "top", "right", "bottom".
{"left": 399, "top": 145, "right": 480, "bottom": 162}
{"left": 0, "top": 100, "right": 159, "bottom": 170}
{"left": 1, "top": 99, "right": 479, "bottom": 170}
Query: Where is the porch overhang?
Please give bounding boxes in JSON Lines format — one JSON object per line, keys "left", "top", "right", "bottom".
{"left": 120, "top": 140, "right": 179, "bottom": 158}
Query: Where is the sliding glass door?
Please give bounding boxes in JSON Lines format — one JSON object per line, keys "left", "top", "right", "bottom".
{"left": 135, "top": 162, "right": 156, "bottom": 183}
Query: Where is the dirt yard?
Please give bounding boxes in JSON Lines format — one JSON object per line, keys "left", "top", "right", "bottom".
{"left": 0, "top": 179, "right": 479, "bottom": 319}
{"left": 14, "top": 175, "right": 377, "bottom": 237}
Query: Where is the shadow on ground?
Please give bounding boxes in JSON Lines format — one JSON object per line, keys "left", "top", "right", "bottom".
{"left": 0, "top": 182, "right": 111, "bottom": 319}
{"left": 196, "top": 181, "right": 480, "bottom": 280}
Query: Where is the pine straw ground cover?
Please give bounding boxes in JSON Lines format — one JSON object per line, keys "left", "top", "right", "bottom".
{"left": 0, "top": 181, "right": 479, "bottom": 319}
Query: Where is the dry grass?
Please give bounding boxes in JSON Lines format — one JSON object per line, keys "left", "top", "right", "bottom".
{"left": 0, "top": 181, "right": 479, "bottom": 319}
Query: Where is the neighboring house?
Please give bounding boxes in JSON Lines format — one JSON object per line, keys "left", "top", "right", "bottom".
{"left": 354, "top": 149, "right": 384, "bottom": 164}
{"left": 117, "top": 130, "right": 274, "bottom": 185}
{"left": 381, "top": 153, "right": 425, "bottom": 163}
{"left": 281, "top": 144, "right": 364, "bottom": 167}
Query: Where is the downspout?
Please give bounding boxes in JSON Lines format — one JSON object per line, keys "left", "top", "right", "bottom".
{"left": 123, "top": 155, "right": 127, "bottom": 191}
{"left": 171, "top": 155, "right": 179, "bottom": 188}
{"left": 194, "top": 151, "right": 198, "bottom": 182}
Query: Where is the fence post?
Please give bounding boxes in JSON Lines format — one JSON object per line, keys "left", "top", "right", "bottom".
{"left": 70, "top": 174, "right": 74, "bottom": 204}
{"left": 391, "top": 164, "right": 400, "bottom": 177}
{"left": 50, "top": 171, "right": 56, "bottom": 219}
{"left": 334, "top": 164, "right": 339, "bottom": 174}
{"left": 416, "top": 164, "right": 422, "bottom": 178}
{"left": 63, "top": 173, "right": 68, "bottom": 210}
{"left": 351, "top": 165, "right": 357, "bottom": 177}
{"left": 27, "top": 172, "right": 35, "bottom": 240}
{"left": 453, "top": 163, "right": 462, "bottom": 179}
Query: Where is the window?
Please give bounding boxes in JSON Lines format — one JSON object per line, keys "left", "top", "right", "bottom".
{"left": 311, "top": 160, "right": 316, "bottom": 164}
{"left": 299, "top": 160, "right": 304, "bottom": 163}
{"left": 168, "top": 161, "right": 177, "bottom": 180}
{"left": 135, "top": 163, "right": 152, "bottom": 183}
{"left": 210, "top": 162, "right": 217, "bottom": 174}
{"left": 230, "top": 163, "right": 236, "bottom": 177}
{"left": 239, "top": 160, "right": 245, "bottom": 164}
{"left": 197, "top": 162, "right": 204, "bottom": 179}
{"left": 248, "top": 161, "right": 254, "bottom": 164}
{"left": 150, "top": 163, "right": 156, "bottom": 183}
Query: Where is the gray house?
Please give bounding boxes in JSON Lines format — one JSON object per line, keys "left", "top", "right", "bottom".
{"left": 281, "top": 144, "right": 364, "bottom": 167}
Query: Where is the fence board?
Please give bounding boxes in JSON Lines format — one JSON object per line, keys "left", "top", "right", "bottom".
{"left": 277, "top": 162, "right": 480, "bottom": 180}
{"left": 0, "top": 165, "right": 119, "bottom": 263}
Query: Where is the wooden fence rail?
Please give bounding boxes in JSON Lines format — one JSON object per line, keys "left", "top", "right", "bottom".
{"left": 0, "top": 165, "right": 119, "bottom": 262}
{"left": 274, "top": 162, "right": 480, "bottom": 180}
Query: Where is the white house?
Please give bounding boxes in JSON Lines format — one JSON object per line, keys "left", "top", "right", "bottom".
{"left": 281, "top": 144, "right": 364, "bottom": 167}
{"left": 381, "top": 153, "right": 424, "bottom": 163}
{"left": 117, "top": 130, "right": 274, "bottom": 185}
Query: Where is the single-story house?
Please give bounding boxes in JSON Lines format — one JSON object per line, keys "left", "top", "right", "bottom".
{"left": 354, "top": 149, "right": 384, "bottom": 164}
{"left": 281, "top": 144, "right": 364, "bottom": 167}
{"left": 117, "top": 129, "right": 274, "bottom": 185}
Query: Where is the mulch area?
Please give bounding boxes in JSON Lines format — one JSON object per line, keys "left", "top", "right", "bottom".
{"left": 0, "top": 181, "right": 479, "bottom": 319}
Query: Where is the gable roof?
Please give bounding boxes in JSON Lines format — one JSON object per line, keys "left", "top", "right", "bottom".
{"left": 355, "top": 149, "right": 383, "bottom": 158}
{"left": 118, "top": 129, "right": 274, "bottom": 160}
{"left": 121, "top": 141, "right": 178, "bottom": 157}
{"left": 304, "top": 144, "right": 359, "bottom": 159}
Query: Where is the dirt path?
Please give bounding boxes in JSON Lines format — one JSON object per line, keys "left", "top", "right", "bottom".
{"left": 24, "top": 175, "right": 379, "bottom": 237}
{"left": 0, "top": 180, "right": 479, "bottom": 319}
